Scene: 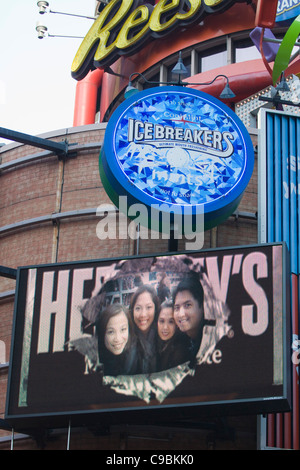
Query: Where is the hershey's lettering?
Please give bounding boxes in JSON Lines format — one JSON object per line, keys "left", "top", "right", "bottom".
{"left": 36, "top": 250, "right": 271, "bottom": 355}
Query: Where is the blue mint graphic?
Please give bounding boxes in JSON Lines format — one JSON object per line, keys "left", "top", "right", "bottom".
{"left": 101, "top": 86, "right": 254, "bottom": 231}
{"left": 115, "top": 92, "right": 244, "bottom": 206}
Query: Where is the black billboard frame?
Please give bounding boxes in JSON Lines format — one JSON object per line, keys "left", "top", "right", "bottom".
{"left": 5, "top": 242, "right": 291, "bottom": 433}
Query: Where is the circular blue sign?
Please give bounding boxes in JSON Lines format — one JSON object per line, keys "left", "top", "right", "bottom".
{"left": 100, "top": 86, "right": 254, "bottom": 231}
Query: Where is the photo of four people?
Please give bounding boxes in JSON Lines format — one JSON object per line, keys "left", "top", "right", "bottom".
{"left": 70, "top": 255, "right": 231, "bottom": 402}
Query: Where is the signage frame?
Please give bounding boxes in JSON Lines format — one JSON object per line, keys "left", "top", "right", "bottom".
{"left": 5, "top": 242, "right": 290, "bottom": 432}
{"left": 100, "top": 85, "right": 254, "bottom": 232}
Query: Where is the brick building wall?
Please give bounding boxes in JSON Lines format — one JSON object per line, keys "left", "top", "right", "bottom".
{"left": 0, "top": 124, "right": 258, "bottom": 450}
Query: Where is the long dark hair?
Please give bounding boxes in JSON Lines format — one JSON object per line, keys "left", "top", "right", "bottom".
{"left": 130, "top": 284, "right": 161, "bottom": 324}
{"left": 96, "top": 303, "right": 134, "bottom": 356}
{"left": 129, "top": 285, "right": 160, "bottom": 373}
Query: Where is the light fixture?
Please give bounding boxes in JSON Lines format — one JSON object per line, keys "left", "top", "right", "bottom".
{"left": 219, "top": 81, "right": 236, "bottom": 99}
{"left": 171, "top": 51, "right": 189, "bottom": 83}
{"left": 36, "top": 22, "right": 48, "bottom": 39}
{"left": 125, "top": 54, "right": 235, "bottom": 101}
{"left": 35, "top": 22, "right": 84, "bottom": 39}
{"left": 37, "top": 1, "right": 49, "bottom": 14}
{"left": 37, "top": 1, "right": 96, "bottom": 20}
{"left": 276, "top": 73, "right": 290, "bottom": 92}
{"left": 35, "top": 2, "right": 96, "bottom": 39}
{"left": 124, "top": 83, "right": 140, "bottom": 99}
{"left": 36, "top": 28, "right": 85, "bottom": 39}
{"left": 259, "top": 81, "right": 300, "bottom": 109}
{"left": 258, "top": 72, "right": 300, "bottom": 109}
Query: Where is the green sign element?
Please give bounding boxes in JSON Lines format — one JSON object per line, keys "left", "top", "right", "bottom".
{"left": 273, "top": 14, "right": 300, "bottom": 84}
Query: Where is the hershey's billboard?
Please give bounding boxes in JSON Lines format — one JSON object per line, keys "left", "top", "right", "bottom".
{"left": 6, "top": 243, "right": 290, "bottom": 429}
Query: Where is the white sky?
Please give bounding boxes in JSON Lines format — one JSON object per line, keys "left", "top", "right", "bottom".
{"left": 0, "top": 0, "right": 97, "bottom": 144}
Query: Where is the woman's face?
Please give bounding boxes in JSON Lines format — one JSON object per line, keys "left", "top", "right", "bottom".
{"left": 133, "top": 291, "right": 155, "bottom": 334}
{"left": 104, "top": 311, "right": 129, "bottom": 355}
{"left": 157, "top": 307, "right": 176, "bottom": 341}
{"left": 173, "top": 290, "right": 203, "bottom": 339}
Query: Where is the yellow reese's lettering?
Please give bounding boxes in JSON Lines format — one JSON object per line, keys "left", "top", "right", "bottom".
{"left": 71, "top": 0, "right": 229, "bottom": 80}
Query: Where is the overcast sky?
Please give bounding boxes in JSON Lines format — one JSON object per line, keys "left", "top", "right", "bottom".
{"left": 0, "top": 0, "right": 97, "bottom": 144}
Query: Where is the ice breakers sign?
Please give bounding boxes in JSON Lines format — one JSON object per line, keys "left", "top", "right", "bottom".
{"left": 127, "top": 118, "right": 235, "bottom": 157}
{"left": 100, "top": 86, "right": 254, "bottom": 231}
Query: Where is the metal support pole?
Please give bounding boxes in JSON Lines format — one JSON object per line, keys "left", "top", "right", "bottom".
{"left": 0, "top": 266, "right": 17, "bottom": 279}
{"left": 0, "top": 127, "right": 69, "bottom": 158}
{"left": 10, "top": 428, "right": 14, "bottom": 450}
{"left": 67, "top": 421, "right": 71, "bottom": 450}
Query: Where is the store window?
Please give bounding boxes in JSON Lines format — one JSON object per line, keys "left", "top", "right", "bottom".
{"left": 142, "top": 32, "right": 272, "bottom": 87}
{"left": 234, "top": 38, "right": 261, "bottom": 62}
{"left": 198, "top": 45, "right": 227, "bottom": 73}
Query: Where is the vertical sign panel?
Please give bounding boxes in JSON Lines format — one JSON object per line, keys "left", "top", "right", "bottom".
{"left": 259, "top": 108, "right": 299, "bottom": 449}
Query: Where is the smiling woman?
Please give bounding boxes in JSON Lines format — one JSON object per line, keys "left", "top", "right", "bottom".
{"left": 129, "top": 284, "right": 160, "bottom": 373}
{"left": 130, "top": 285, "right": 160, "bottom": 334}
{"left": 96, "top": 303, "right": 138, "bottom": 375}
{"left": 133, "top": 290, "right": 156, "bottom": 333}
{"left": 104, "top": 309, "right": 129, "bottom": 355}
